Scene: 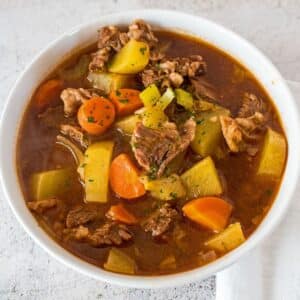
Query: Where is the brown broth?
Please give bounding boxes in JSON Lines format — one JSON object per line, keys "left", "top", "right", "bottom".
{"left": 16, "top": 29, "right": 287, "bottom": 275}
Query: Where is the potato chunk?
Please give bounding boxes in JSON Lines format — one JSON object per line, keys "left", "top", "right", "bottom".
{"left": 205, "top": 222, "right": 245, "bottom": 253}
{"left": 84, "top": 141, "right": 114, "bottom": 203}
{"left": 257, "top": 128, "right": 287, "bottom": 178}
{"left": 144, "top": 174, "right": 186, "bottom": 201}
{"left": 104, "top": 248, "right": 136, "bottom": 274}
{"left": 30, "top": 168, "right": 73, "bottom": 201}
{"left": 108, "top": 39, "right": 150, "bottom": 74}
{"left": 191, "top": 104, "right": 230, "bottom": 157}
{"left": 181, "top": 156, "right": 223, "bottom": 198}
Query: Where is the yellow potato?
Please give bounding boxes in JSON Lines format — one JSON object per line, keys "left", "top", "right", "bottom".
{"left": 205, "top": 222, "right": 245, "bottom": 253}
{"left": 84, "top": 141, "right": 114, "bottom": 203}
{"left": 108, "top": 39, "right": 150, "bottom": 74}
{"left": 181, "top": 156, "right": 223, "bottom": 198}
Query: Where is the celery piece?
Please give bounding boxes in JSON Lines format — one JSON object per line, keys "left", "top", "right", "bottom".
{"left": 257, "top": 128, "right": 287, "bottom": 178}
{"left": 84, "top": 141, "right": 114, "bottom": 203}
{"left": 108, "top": 40, "right": 150, "bottom": 74}
{"left": 175, "top": 88, "right": 194, "bottom": 111}
{"left": 104, "top": 248, "right": 136, "bottom": 274}
{"left": 205, "top": 222, "right": 245, "bottom": 253}
{"left": 156, "top": 87, "right": 175, "bottom": 110}
{"left": 31, "top": 168, "right": 73, "bottom": 200}
{"left": 181, "top": 156, "right": 223, "bottom": 198}
{"left": 139, "top": 84, "right": 161, "bottom": 107}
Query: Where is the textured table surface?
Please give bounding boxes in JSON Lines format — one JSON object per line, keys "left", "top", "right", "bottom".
{"left": 0, "top": 1, "right": 299, "bottom": 299}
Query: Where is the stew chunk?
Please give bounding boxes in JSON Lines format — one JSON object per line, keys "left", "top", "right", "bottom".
{"left": 131, "top": 118, "right": 196, "bottom": 177}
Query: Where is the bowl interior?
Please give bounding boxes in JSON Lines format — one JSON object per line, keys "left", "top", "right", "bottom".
{"left": 0, "top": 9, "right": 299, "bottom": 288}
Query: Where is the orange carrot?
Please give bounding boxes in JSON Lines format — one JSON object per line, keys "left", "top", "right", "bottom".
{"left": 34, "top": 79, "right": 64, "bottom": 111}
{"left": 182, "top": 197, "right": 233, "bottom": 232}
{"left": 77, "top": 96, "right": 115, "bottom": 135}
{"left": 109, "top": 153, "right": 146, "bottom": 200}
{"left": 109, "top": 89, "right": 143, "bottom": 116}
{"left": 106, "top": 204, "right": 138, "bottom": 224}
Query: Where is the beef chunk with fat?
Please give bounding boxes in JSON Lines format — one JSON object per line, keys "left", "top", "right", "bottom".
{"left": 142, "top": 203, "right": 179, "bottom": 237}
{"left": 131, "top": 118, "right": 196, "bottom": 177}
{"left": 66, "top": 205, "right": 98, "bottom": 228}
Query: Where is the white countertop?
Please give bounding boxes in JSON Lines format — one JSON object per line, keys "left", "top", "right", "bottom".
{"left": 0, "top": 1, "right": 299, "bottom": 299}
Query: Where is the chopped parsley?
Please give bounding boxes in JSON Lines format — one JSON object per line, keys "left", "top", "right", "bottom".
{"left": 87, "top": 116, "right": 95, "bottom": 123}
{"left": 88, "top": 179, "right": 94, "bottom": 182}
{"left": 196, "top": 118, "right": 204, "bottom": 125}
{"left": 139, "top": 47, "right": 147, "bottom": 55}
{"left": 148, "top": 164, "right": 158, "bottom": 180}
{"left": 80, "top": 163, "right": 87, "bottom": 168}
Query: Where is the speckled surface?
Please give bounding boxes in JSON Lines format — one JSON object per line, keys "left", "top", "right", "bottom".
{"left": 0, "top": 1, "right": 299, "bottom": 299}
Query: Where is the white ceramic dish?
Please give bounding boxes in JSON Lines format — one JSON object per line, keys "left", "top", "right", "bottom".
{"left": 0, "top": 9, "right": 299, "bottom": 289}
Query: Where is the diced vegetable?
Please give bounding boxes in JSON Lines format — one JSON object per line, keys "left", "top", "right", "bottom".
{"left": 159, "top": 254, "right": 177, "bottom": 270}
{"left": 139, "top": 84, "right": 161, "bottom": 107}
{"left": 33, "top": 79, "right": 64, "bottom": 111}
{"left": 104, "top": 248, "right": 136, "bottom": 274}
{"left": 106, "top": 204, "right": 138, "bottom": 224}
{"left": 205, "top": 222, "right": 246, "bottom": 253}
{"left": 77, "top": 97, "right": 115, "bottom": 135}
{"left": 115, "top": 113, "right": 143, "bottom": 135}
{"left": 142, "top": 107, "right": 168, "bottom": 129}
{"left": 144, "top": 174, "right": 186, "bottom": 201}
{"left": 156, "top": 88, "right": 175, "bottom": 110}
{"left": 59, "top": 55, "right": 90, "bottom": 82}
{"left": 30, "top": 168, "right": 73, "bottom": 200}
{"left": 109, "top": 89, "right": 143, "bottom": 116}
{"left": 181, "top": 156, "right": 223, "bottom": 198}
{"left": 110, "top": 154, "right": 146, "bottom": 200}
{"left": 108, "top": 39, "right": 150, "bottom": 74}
{"left": 182, "top": 197, "right": 232, "bottom": 232}
{"left": 191, "top": 104, "right": 230, "bottom": 157}
{"left": 175, "top": 88, "right": 194, "bottom": 111}
{"left": 87, "top": 72, "right": 135, "bottom": 94}
{"left": 84, "top": 141, "right": 114, "bottom": 203}
{"left": 257, "top": 128, "right": 287, "bottom": 178}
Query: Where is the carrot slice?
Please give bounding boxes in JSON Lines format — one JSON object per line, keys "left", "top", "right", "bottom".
{"left": 109, "top": 154, "right": 146, "bottom": 200}
{"left": 182, "top": 197, "right": 233, "bottom": 232}
{"left": 34, "top": 79, "right": 64, "bottom": 111}
{"left": 109, "top": 89, "right": 143, "bottom": 116}
{"left": 77, "top": 96, "right": 115, "bottom": 135}
{"left": 106, "top": 204, "right": 138, "bottom": 224}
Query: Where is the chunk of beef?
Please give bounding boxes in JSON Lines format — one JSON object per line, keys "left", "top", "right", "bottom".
{"left": 238, "top": 93, "right": 266, "bottom": 118}
{"left": 38, "top": 106, "right": 67, "bottom": 129}
{"left": 65, "top": 222, "right": 133, "bottom": 247}
{"left": 189, "top": 77, "right": 218, "bottom": 102}
{"left": 60, "top": 88, "right": 95, "bottom": 117}
{"left": 88, "top": 222, "right": 132, "bottom": 247}
{"left": 142, "top": 203, "right": 179, "bottom": 237}
{"left": 90, "top": 20, "right": 160, "bottom": 72}
{"left": 128, "top": 19, "right": 158, "bottom": 47}
{"left": 220, "top": 112, "right": 265, "bottom": 155}
{"left": 141, "top": 55, "right": 206, "bottom": 89}
{"left": 97, "top": 26, "right": 129, "bottom": 51}
{"left": 132, "top": 118, "right": 196, "bottom": 177}
{"left": 60, "top": 124, "right": 89, "bottom": 148}
{"left": 66, "top": 206, "right": 98, "bottom": 228}
{"left": 27, "top": 198, "right": 58, "bottom": 213}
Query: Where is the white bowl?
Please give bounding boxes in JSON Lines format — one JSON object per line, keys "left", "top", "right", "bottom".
{"left": 0, "top": 9, "right": 299, "bottom": 289}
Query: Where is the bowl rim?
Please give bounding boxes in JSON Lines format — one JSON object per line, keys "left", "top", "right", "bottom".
{"left": 1, "top": 9, "right": 299, "bottom": 289}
